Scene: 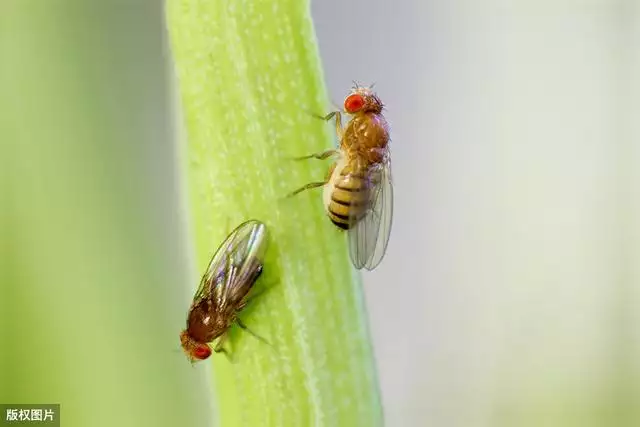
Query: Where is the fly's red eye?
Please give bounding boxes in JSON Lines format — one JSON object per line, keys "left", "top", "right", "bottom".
{"left": 344, "top": 94, "right": 365, "bottom": 113}
{"left": 194, "top": 345, "right": 211, "bottom": 360}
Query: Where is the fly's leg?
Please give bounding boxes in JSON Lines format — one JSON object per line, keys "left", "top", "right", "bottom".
{"left": 213, "top": 336, "right": 232, "bottom": 362}
{"left": 314, "top": 110, "right": 344, "bottom": 140}
{"left": 284, "top": 154, "right": 337, "bottom": 199}
{"left": 236, "top": 318, "right": 271, "bottom": 347}
{"left": 213, "top": 335, "right": 227, "bottom": 353}
{"left": 285, "top": 181, "right": 326, "bottom": 198}
{"left": 292, "top": 149, "right": 338, "bottom": 161}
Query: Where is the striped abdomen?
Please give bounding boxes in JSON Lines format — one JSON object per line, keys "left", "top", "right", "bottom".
{"left": 323, "top": 159, "right": 370, "bottom": 230}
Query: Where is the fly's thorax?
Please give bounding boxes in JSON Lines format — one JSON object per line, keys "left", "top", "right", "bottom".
{"left": 186, "top": 298, "right": 228, "bottom": 343}
{"left": 341, "top": 113, "right": 390, "bottom": 163}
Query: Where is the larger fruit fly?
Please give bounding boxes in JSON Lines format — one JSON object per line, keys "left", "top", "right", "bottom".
{"left": 288, "top": 83, "right": 393, "bottom": 271}
{"left": 179, "top": 219, "right": 268, "bottom": 363}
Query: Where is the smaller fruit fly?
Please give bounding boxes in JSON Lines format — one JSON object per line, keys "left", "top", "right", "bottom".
{"left": 180, "top": 219, "right": 268, "bottom": 363}
{"left": 288, "top": 83, "right": 393, "bottom": 271}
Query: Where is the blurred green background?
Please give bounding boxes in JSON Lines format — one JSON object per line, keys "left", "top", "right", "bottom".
{"left": 2, "top": 2, "right": 213, "bottom": 426}
{"left": 2, "top": 0, "right": 639, "bottom": 427}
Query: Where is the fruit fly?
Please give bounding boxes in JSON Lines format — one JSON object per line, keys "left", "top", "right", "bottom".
{"left": 179, "top": 219, "right": 268, "bottom": 363}
{"left": 288, "top": 83, "right": 393, "bottom": 271}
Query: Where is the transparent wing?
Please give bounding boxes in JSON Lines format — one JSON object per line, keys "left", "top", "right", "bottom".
{"left": 348, "top": 161, "right": 393, "bottom": 270}
{"left": 192, "top": 220, "right": 268, "bottom": 312}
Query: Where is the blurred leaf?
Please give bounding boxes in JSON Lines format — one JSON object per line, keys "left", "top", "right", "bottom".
{"left": 1, "top": 2, "right": 212, "bottom": 427}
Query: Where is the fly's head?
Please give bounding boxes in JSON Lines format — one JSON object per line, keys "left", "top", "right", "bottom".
{"left": 344, "top": 83, "right": 383, "bottom": 115}
{"left": 179, "top": 329, "right": 212, "bottom": 363}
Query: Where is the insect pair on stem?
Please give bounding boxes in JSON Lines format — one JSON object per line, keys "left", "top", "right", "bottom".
{"left": 180, "top": 84, "right": 393, "bottom": 363}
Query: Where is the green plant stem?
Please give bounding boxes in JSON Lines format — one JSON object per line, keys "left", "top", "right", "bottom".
{"left": 166, "top": 0, "right": 383, "bottom": 426}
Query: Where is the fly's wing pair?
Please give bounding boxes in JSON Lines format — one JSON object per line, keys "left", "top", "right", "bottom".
{"left": 191, "top": 220, "right": 268, "bottom": 316}
{"left": 348, "top": 159, "right": 393, "bottom": 271}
